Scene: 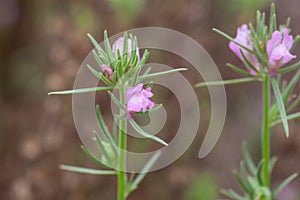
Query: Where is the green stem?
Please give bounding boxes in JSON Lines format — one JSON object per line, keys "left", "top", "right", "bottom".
{"left": 262, "top": 75, "right": 270, "bottom": 187}
{"left": 118, "top": 85, "right": 127, "bottom": 200}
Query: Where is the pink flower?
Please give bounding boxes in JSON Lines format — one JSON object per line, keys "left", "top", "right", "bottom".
{"left": 229, "top": 24, "right": 259, "bottom": 75}
{"left": 126, "top": 83, "right": 154, "bottom": 117}
{"left": 100, "top": 64, "right": 113, "bottom": 81}
{"left": 267, "top": 28, "right": 296, "bottom": 76}
{"left": 112, "top": 37, "right": 140, "bottom": 62}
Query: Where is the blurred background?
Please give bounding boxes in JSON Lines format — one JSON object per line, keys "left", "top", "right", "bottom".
{"left": 1, "top": 0, "right": 300, "bottom": 199}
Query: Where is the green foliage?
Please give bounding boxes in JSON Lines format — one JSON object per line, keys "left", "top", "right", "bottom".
{"left": 48, "top": 31, "right": 188, "bottom": 200}
{"left": 222, "top": 143, "right": 297, "bottom": 200}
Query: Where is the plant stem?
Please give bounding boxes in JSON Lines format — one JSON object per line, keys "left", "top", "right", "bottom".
{"left": 118, "top": 85, "right": 127, "bottom": 200}
{"left": 262, "top": 75, "right": 270, "bottom": 187}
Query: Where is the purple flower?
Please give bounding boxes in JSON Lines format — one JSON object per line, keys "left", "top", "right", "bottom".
{"left": 267, "top": 28, "right": 296, "bottom": 76}
{"left": 229, "top": 24, "right": 259, "bottom": 75}
{"left": 112, "top": 37, "right": 140, "bottom": 62}
{"left": 100, "top": 64, "right": 113, "bottom": 81}
{"left": 126, "top": 83, "right": 154, "bottom": 117}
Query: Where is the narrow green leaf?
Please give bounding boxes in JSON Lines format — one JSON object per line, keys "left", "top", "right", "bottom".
{"left": 291, "top": 35, "right": 300, "bottom": 51}
{"left": 60, "top": 165, "right": 116, "bottom": 175}
{"left": 138, "top": 68, "right": 187, "bottom": 81}
{"left": 213, "top": 28, "right": 256, "bottom": 55}
{"left": 135, "top": 104, "right": 163, "bottom": 115}
{"left": 256, "top": 160, "right": 264, "bottom": 185}
{"left": 285, "top": 17, "right": 291, "bottom": 28}
{"left": 221, "top": 189, "right": 247, "bottom": 200}
{"left": 81, "top": 145, "right": 107, "bottom": 167}
{"left": 242, "top": 142, "right": 256, "bottom": 176}
{"left": 270, "top": 112, "right": 300, "bottom": 127}
{"left": 95, "top": 105, "right": 118, "bottom": 154}
{"left": 87, "top": 33, "right": 108, "bottom": 61}
{"left": 107, "top": 91, "right": 126, "bottom": 110}
{"left": 278, "top": 61, "right": 300, "bottom": 74}
{"left": 113, "top": 121, "right": 119, "bottom": 143}
{"left": 273, "top": 173, "right": 298, "bottom": 198}
{"left": 233, "top": 170, "right": 249, "bottom": 192}
{"left": 92, "top": 50, "right": 103, "bottom": 66}
{"left": 137, "top": 50, "right": 150, "bottom": 68}
{"left": 132, "top": 66, "right": 142, "bottom": 86}
{"left": 287, "top": 95, "right": 300, "bottom": 113}
{"left": 256, "top": 10, "right": 262, "bottom": 34}
{"left": 48, "top": 86, "right": 111, "bottom": 95}
{"left": 93, "top": 131, "right": 112, "bottom": 163}
{"left": 240, "top": 161, "right": 253, "bottom": 193}
{"left": 195, "top": 77, "right": 260, "bottom": 88}
{"left": 226, "top": 63, "right": 252, "bottom": 76}
{"left": 104, "top": 30, "right": 115, "bottom": 68}
{"left": 269, "top": 3, "right": 277, "bottom": 34}
{"left": 129, "top": 152, "right": 161, "bottom": 192}
{"left": 122, "top": 32, "right": 129, "bottom": 65}
{"left": 282, "top": 69, "right": 300, "bottom": 104}
{"left": 86, "top": 64, "right": 113, "bottom": 86}
{"left": 269, "top": 156, "right": 278, "bottom": 173}
{"left": 129, "top": 119, "right": 168, "bottom": 146}
{"left": 271, "top": 78, "right": 289, "bottom": 137}
{"left": 240, "top": 49, "right": 259, "bottom": 74}
{"left": 128, "top": 34, "right": 137, "bottom": 65}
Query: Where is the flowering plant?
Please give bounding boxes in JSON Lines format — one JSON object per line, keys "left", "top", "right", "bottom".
{"left": 197, "top": 4, "right": 300, "bottom": 200}
{"left": 49, "top": 31, "right": 185, "bottom": 199}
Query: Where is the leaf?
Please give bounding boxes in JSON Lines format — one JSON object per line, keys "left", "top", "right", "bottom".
{"left": 48, "top": 86, "right": 111, "bottom": 95}
{"left": 233, "top": 170, "right": 250, "bottom": 193}
{"left": 128, "top": 152, "right": 161, "bottom": 192}
{"left": 138, "top": 68, "right": 187, "bottom": 81}
{"left": 128, "top": 34, "right": 137, "bottom": 67}
{"left": 270, "top": 112, "right": 300, "bottom": 127}
{"left": 92, "top": 50, "right": 104, "bottom": 68}
{"left": 81, "top": 145, "right": 108, "bottom": 167}
{"left": 271, "top": 78, "right": 289, "bottom": 137}
{"left": 104, "top": 30, "right": 115, "bottom": 68}
{"left": 113, "top": 121, "right": 119, "bottom": 143}
{"left": 95, "top": 105, "right": 118, "bottom": 154}
{"left": 277, "top": 61, "right": 300, "bottom": 74}
{"left": 107, "top": 91, "right": 126, "bottom": 110}
{"left": 122, "top": 32, "right": 129, "bottom": 65}
{"left": 282, "top": 69, "right": 300, "bottom": 104}
{"left": 242, "top": 142, "right": 256, "bottom": 176}
{"left": 273, "top": 173, "right": 298, "bottom": 198}
{"left": 60, "top": 165, "right": 116, "bottom": 175}
{"left": 240, "top": 161, "right": 253, "bottom": 194}
{"left": 239, "top": 49, "right": 259, "bottom": 74}
{"left": 256, "top": 160, "right": 264, "bottom": 186}
{"left": 137, "top": 49, "right": 150, "bottom": 68}
{"left": 195, "top": 77, "right": 260, "bottom": 88}
{"left": 226, "top": 63, "right": 252, "bottom": 77}
{"left": 287, "top": 95, "right": 300, "bottom": 113}
{"left": 213, "top": 28, "right": 256, "bottom": 55}
{"left": 86, "top": 64, "right": 113, "bottom": 86}
{"left": 269, "top": 3, "right": 277, "bottom": 34}
{"left": 269, "top": 156, "right": 278, "bottom": 173}
{"left": 87, "top": 33, "right": 108, "bottom": 62}
{"left": 135, "top": 104, "right": 163, "bottom": 115}
{"left": 93, "top": 130, "right": 112, "bottom": 163}
{"left": 221, "top": 189, "right": 247, "bottom": 200}
{"left": 129, "top": 119, "right": 168, "bottom": 146}
{"left": 291, "top": 35, "right": 300, "bottom": 51}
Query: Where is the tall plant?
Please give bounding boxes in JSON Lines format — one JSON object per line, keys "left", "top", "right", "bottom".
{"left": 197, "top": 4, "right": 300, "bottom": 200}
